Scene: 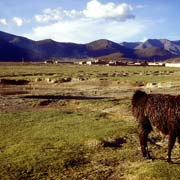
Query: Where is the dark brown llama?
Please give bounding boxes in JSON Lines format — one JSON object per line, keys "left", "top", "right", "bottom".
{"left": 132, "top": 90, "right": 180, "bottom": 162}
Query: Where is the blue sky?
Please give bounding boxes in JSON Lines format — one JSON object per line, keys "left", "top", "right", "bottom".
{"left": 0, "top": 0, "right": 180, "bottom": 43}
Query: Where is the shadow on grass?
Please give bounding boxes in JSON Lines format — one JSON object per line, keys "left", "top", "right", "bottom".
{"left": 22, "top": 95, "right": 112, "bottom": 100}
{"left": 151, "top": 157, "right": 180, "bottom": 164}
{"left": 102, "top": 137, "right": 127, "bottom": 148}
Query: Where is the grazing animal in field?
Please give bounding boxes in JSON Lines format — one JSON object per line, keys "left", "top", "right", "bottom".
{"left": 132, "top": 90, "right": 180, "bottom": 162}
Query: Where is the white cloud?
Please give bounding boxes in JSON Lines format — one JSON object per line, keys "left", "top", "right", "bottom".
{"left": 141, "top": 37, "right": 148, "bottom": 42}
{"left": 35, "top": 7, "right": 82, "bottom": 23}
{"left": 83, "top": 0, "right": 135, "bottom": 21}
{"left": 0, "top": 18, "right": 7, "bottom": 25}
{"left": 64, "top": 9, "right": 83, "bottom": 18}
{"left": 25, "top": 18, "right": 146, "bottom": 43}
{"left": 13, "top": 17, "right": 23, "bottom": 26}
{"left": 34, "top": 0, "right": 135, "bottom": 23}
{"left": 27, "top": 0, "right": 148, "bottom": 43}
{"left": 35, "top": 8, "right": 63, "bottom": 23}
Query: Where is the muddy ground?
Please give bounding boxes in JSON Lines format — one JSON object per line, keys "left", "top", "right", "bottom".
{"left": 1, "top": 75, "right": 180, "bottom": 113}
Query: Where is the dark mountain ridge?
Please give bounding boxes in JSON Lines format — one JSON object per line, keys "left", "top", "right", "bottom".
{"left": 122, "top": 39, "right": 180, "bottom": 56}
{"left": 0, "top": 30, "right": 179, "bottom": 61}
{"left": 86, "top": 39, "right": 136, "bottom": 58}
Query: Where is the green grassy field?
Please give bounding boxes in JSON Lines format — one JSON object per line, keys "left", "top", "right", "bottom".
{"left": 1, "top": 63, "right": 180, "bottom": 179}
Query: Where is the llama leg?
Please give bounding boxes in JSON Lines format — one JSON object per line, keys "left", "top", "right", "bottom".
{"left": 138, "top": 117, "right": 152, "bottom": 159}
{"left": 139, "top": 128, "right": 151, "bottom": 159}
{"left": 167, "top": 133, "right": 176, "bottom": 162}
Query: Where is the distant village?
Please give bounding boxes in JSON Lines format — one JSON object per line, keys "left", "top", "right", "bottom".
{"left": 44, "top": 58, "right": 180, "bottom": 68}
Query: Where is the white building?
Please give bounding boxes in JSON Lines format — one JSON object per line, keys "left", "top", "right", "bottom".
{"left": 148, "top": 62, "right": 164, "bottom": 66}
{"left": 86, "top": 61, "right": 92, "bottom": 65}
{"left": 165, "top": 63, "right": 180, "bottom": 67}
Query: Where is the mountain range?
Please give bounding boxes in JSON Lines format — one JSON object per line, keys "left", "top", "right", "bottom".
{"left": 0, "top": 30, "right": 180, "bottom": 62}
